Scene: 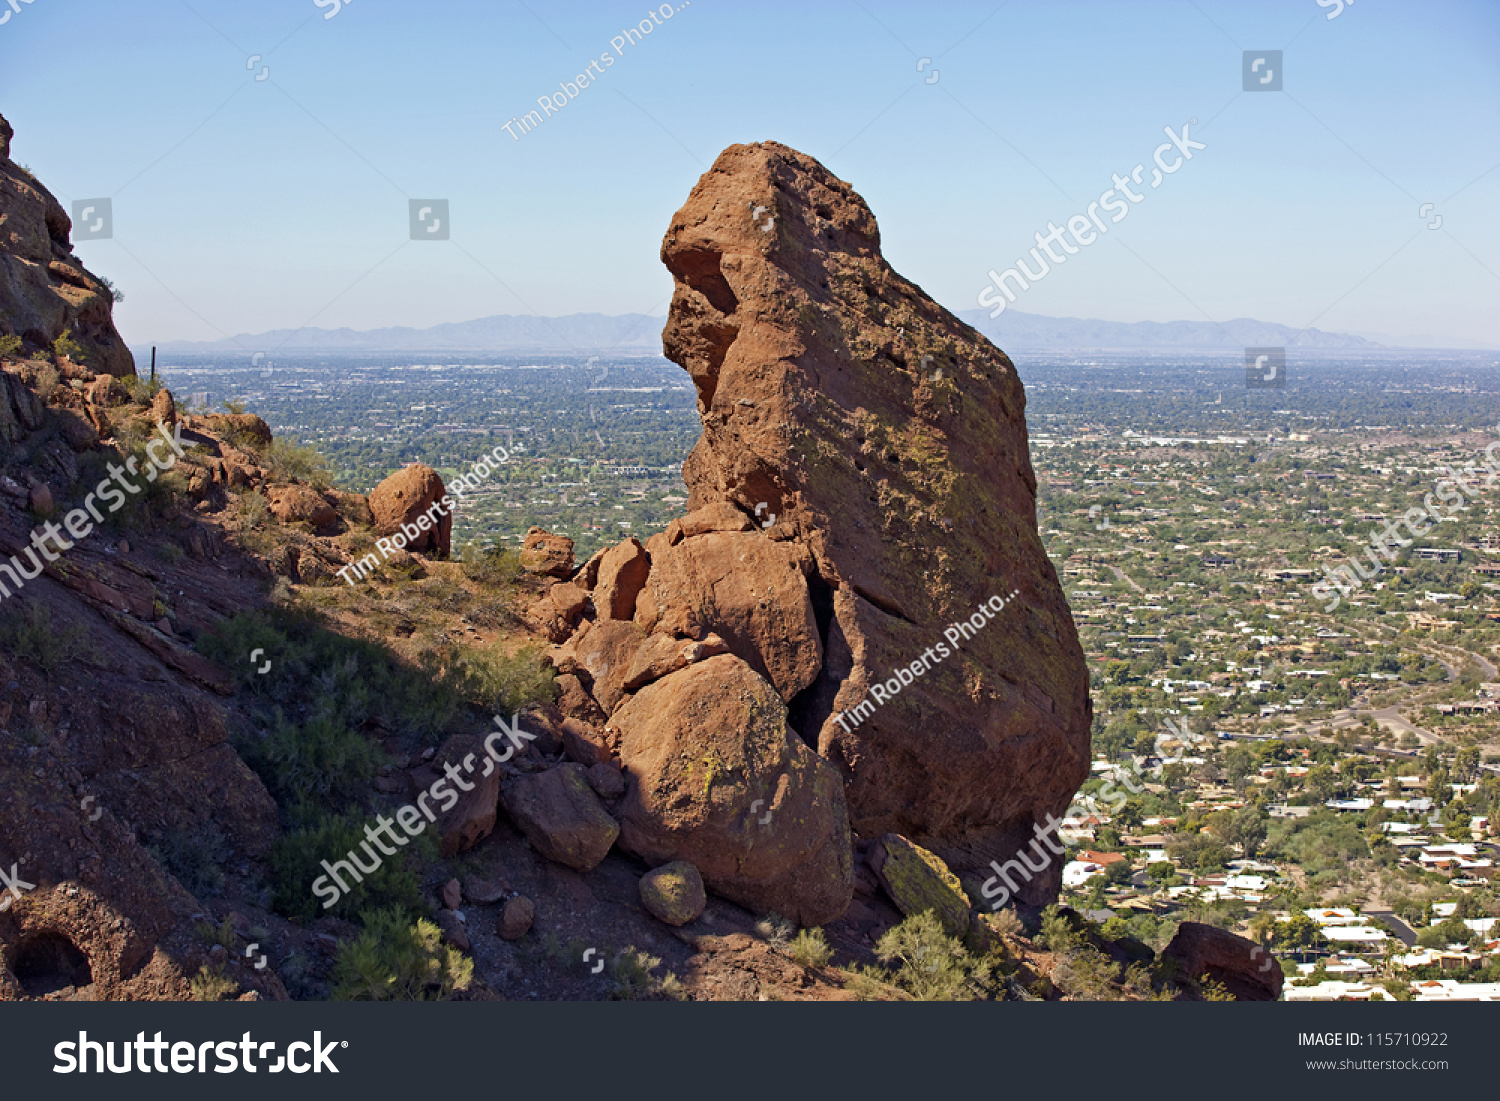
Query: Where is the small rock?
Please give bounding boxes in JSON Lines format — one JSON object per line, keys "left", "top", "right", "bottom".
{"left": 436, "top": 910, "right": 471, "bottom": 952}
{"left": 499, "top": 896, "right": 535, "bottom": 940}
{"left": 155, "top": 617, "right": 173, "bottom": 635}
{"left": 207, "top": 944, "right": 228, "bottom": 964}
{"left": 372, "top": 775, "right": 403, "bottom": 794}
{"left": 117, "top": 539, "right": 130, "bottom": 554}
{"left": 586, "top": 761, "right": 625, "bottom": 799}
{"left": 639, "top": 861, "right": 707, "bottom": 927}
{"left": 27, "top": 483, "right": 52, "bottom": 513}
{"left": 441, "top": 878, "right": 462, "bottom": 910}
{"left": 463, "top": 876, "right": 508, "bottom": 904}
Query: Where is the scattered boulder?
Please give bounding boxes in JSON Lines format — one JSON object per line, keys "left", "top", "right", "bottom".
{"left": 639, "top": 861, "right": 707, "bottom": 926}
{"left": 520, "top": 526, "right": 574, "bottom": 577}
{"left": 406, "top": 731, "right": 502, "bottom": 857}
{"left": 440, "top": 878, "right": 462, "bottom": 910}
{"left": 499, "top": 764, "right": 620, "bottom": 872}
{"left": 658, "top": 140, "right": 1091, "bottom": 886}
{"left": 1160, "top": 922, "right": 1283, "bottom": 1002}
{"left": 463, "top": 876, "right": 508, "bottom": 905}
{"left": 264, "top": 484, "right": 337, "bottom": 530}
{"left": 86, "top": 374, "right": 128, "bottom": 407}
{"left": 869, "top": 833, "right": 972, "bottom": 937}
{"left": 369, "top": 463, "right": 451, "bottom": 558}
{"left": 669, "top": 501, "right": 755, "bottom": 541}
{"left": 499, "top": 896, "right": 535, "bottom": 941}
{"left": 612, "top": 654, "right": 852, "bottom": 925}
{"left": 592, "top": 536, "right": 651, "bottom": 620}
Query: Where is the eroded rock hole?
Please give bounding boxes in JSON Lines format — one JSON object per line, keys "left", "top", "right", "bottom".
{"left": 668, "top": 246, "right": 739, "bottom": 317}
{"left": 12, "top": 932, "right": 92, "bottom": 996}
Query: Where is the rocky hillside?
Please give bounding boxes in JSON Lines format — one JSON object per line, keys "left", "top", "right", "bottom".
{"left": 0, "top": 121, "right": 1280, "bottom": 1003}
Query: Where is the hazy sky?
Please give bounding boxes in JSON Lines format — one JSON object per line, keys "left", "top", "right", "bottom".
{"left": 3, "top": 0, "right": 1497, "bottom": 349}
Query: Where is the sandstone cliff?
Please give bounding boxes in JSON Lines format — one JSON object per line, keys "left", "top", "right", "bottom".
{"left": 0, "top": 114, "right": 135, "bottom": 377}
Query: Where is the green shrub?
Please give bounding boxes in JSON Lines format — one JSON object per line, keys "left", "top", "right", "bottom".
{"left": 332, "top": 908, "right": 472, "bottom": 1001}
{"left": 459, "top": 543, "right": 524, "bottom": 587}
{"left": 269, "top": 813, "right": 428, "bottom": 921}
{"left": 237, "top": 710, "right": 385, "bottom": 818}
{"left": 0, "top": 333, "right": 23, "bottom": 359}
{"left": 52, "top": 329, "right": 83, "bottom": 363}
{"left": 753, "top": 912, "right": 795, "bottom": 948}
{"left": 873, "top": 911, "right": 993, "bottom": 1001}
{"left": 788, "top": 927, "right": 833, "bottom": 968}
{"left": 448, "top": 641, "right": 557, "bottom": 716}
{"left": 149, "top": 824, "right": 228, "bottom": 898}
{"left": 189, "top": 964, "right": 238, "bottom": 1001}
{"left": 608, "top": 948, "right": 685, "bottom": 1000}
{"left": 121, "top": 374, "right": 162, "bottom": 403}
{"left": 265, "top": 437, "right": 334, "bottom": 487}
{"left": 0, "top": 603, "right": 88, "bottom": 672}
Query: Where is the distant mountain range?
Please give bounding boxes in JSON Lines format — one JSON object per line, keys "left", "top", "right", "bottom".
{"left": 153, "top": 308, "right": 1490, "bottom": 355}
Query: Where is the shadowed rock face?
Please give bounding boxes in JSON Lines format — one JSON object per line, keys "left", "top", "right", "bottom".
{"left": 0, "top": 114, "right": 135, "bottom": 377}
{"left": 658, "top": 141, "right": 1090, "bottom": 897}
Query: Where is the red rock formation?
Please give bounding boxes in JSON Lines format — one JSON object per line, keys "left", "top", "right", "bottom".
{"left": 656, "top": 141, "right": 1091, "bottom": 897}
{"left": 0, "top": 114, "right": 135, "bottom": 377}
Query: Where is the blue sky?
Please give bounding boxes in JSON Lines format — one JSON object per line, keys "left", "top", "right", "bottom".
{"left": 2, "top": 0, "right": 1497, "bottom": 348}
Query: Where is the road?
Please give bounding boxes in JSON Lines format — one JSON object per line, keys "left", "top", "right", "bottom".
{"left": 1363, "top": 909, "right": 1418, "bottom": 947}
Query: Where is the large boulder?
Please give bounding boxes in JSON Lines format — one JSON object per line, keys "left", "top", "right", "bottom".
{"left": 611, "top": 654, "right": 851, "bottom": 925}
{"left": 657, "top": 141, "right": 1091, "bottom": 893}
{"left": 869, "top": 833, "right": 972, "bottom": 937}
{"left": 634, "top": 530, "right": 822, "bottom": 701}
{"left": 499, "top": 764, "right": 620, "bottom": 872}
{"left": 1160, "top": 922, "right": 1284, "bottom": 1002}
{"left": 0, "top": 114, "right": 135, "bottom": 376}
{"left": 369, "top": 463, "right": 451, "bottom": 557}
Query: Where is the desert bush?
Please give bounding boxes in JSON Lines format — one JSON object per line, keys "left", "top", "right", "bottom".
{"left": 269, "top": 813, "right": 428, "bottom": 922}
{"left": 332, "top": 908, "right": 472, "bottom": 1001}
{"left": 609, "top": 948, "right": 685, "bottom": 1000}
{"left": 51, "top": 329, "right": 83, "bottom": 364}
{"left": 990, "top": 907, "right": 1024, "bottom": 938}
{"left": 189, "top": 964, "right": 238, "bottom": 1001}
{"left": 0, "top": 333, "right": 23, "bottom": 359}
{"left": 238, "top": 709, "right": 386, "bottom": 816}
{"left": 149, "top": 824, "right": 228, "bottom": 898}
{"left": 121, "top": 374, "right": 162, "bottom": 404}
{"left": 0, "top": 603, "right": 88, "bottom": 671}
{"left": 265, "top": 437, "right": 334, "bottom": 487}
{"left": 459, "top": 542, "right": 524, "bottom": 588}
{"left": 448, "top": 641, "right": 556, "bottom": 716}
{"left": 753, "top": 913, "right": 795, "bottom": 948}
{"left": 788, "top": 927, "right": 833, "bottom": 968}
{"left": 873, "top": 911, "right": 993, "bottom": 1001}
